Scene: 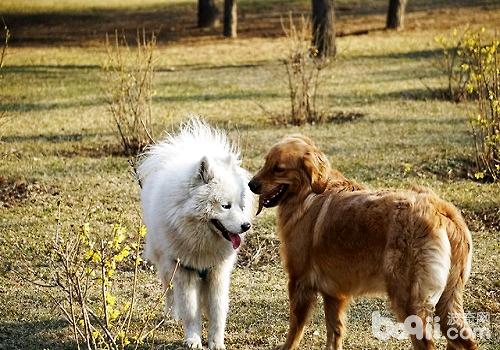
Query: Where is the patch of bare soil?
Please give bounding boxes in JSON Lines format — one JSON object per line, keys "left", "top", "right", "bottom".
{"left": 238, "top": 233, "right": 280, "bottom": 268}
{"left": 0, "top": 177, "right": 58, "bottom": 208}
{"left": 326, "top": 111, "right": 365, "bottom": 124}
{"left": 463, "top": 206, "right": 500, "bottom": 233}
{"left": 415, "top": 156, "right": 476, "bottom": 181}
{"left": 54, "top": 143, "right": 127, "bottom": 158}
{"left": 413, "top": 156, "right": 500, "bottom": 184}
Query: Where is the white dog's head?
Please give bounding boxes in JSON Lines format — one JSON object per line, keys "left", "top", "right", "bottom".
{"left": 190, "top": 155, "right": 252, "bottom": 250}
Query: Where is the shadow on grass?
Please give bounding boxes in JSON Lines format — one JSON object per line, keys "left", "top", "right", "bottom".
{"left": 1, "top": 134, "right": 130, "bottom": 158}
{"left": 322, "top": 88, "right": 455, "bottom": 109}
{"left": 1, "top": 133, "right": 92, "bottom": 143}
{"left": 373, "top": 87, "right": 452, "bottom": 102}
{"left": 154, "top": 91, "right": 283, "bottom": 103}
{"left": 3, "top": 65, "right": 101, "bottom": 73}
{"left": 356, "top": 48, "right": 442, "bottom": 61}
{"left": 0, "top": 319, "right": 74, "bottom": 350}
{"left": 0, "top": 100, "right": 104, "bottom": 113}
{"left": 166, "top": 62, "right": 270, "bottom": 72}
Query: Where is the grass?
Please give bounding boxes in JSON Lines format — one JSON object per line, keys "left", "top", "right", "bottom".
{"left": 1, "top": 0, "right": 499, "bottom": 349}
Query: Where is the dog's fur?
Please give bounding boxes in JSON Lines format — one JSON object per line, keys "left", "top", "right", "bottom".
{"left": 249, "top": 135, "right": 476, "bottom": 350}
{"left": 138, "top": 119, "right": 253, "bottom": 349}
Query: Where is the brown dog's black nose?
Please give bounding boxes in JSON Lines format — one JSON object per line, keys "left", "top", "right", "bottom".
{"left": 241, "top": 222, "right": 251, "bottom": 232}
{"left": 248, "top": 180, "right": 261, "bottom": 194}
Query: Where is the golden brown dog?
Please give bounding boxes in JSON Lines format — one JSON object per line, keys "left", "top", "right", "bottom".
{"left": 249, "top": 135, "right": 477, "bottom": 350}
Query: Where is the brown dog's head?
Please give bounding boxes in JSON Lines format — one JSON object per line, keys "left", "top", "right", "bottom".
{"left": 248, "top": 135, "right": 330, "bottom": 215}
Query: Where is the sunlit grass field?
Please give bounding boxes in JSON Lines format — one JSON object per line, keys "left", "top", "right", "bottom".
{"left": 0, "top": 1, "right": 499, "bottom": 349}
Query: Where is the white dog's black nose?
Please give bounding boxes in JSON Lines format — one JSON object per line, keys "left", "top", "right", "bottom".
{"left": 241, "top": 222, "right": 251, "bottom": 232}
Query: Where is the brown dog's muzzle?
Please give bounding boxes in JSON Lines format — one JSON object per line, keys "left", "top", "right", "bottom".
{"left": 248, "top": 179, "right": 262, "bottom": 194}
{"left": 249, "top": 175, "right": 289, "bottom": 216}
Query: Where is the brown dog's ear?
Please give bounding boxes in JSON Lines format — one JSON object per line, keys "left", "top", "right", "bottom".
{"left": 303, "top": 150, "right": 329, "bottom": 194}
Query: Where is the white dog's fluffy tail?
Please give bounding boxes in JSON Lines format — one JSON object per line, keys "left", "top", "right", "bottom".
{"left": 137, "top": 117, "right": 240, "bottom": 182}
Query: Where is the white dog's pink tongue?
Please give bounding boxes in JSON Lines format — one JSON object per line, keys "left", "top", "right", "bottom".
{"left": 229, "top": 233, "right": 241, "bottom": 249}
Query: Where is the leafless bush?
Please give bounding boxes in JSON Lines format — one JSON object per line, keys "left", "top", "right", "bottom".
{"left": 279, "top": 15, "right": 331, "bottom": 126}
{"left": 104, "top": 30, "right": 157, "bottom": 156}
{"left": 10, "top": 205, "right": 176, "bottom": 350}
{"left": 0, "top": 21, "right": 10, "bottom": 139}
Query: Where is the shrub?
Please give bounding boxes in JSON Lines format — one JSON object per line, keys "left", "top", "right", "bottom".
{"left": 436, "top": 28, "right": 499, "bottom": 181}
{"left": 11, "top": 205, "right": 177, "bottom": 350}
{"left": 280, "top": 15, "right": 330, "bottom": 126}
{"left": 463, "top": 29, "right": 499, "bottom": 181}
{"left": 104, "top": 30, "right": 157, "bottom": 156}
{"left": 435, "top": 28, "right": 472, "bottom": 101}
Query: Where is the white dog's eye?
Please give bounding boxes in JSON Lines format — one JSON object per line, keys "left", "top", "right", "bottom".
{"left": 222, "top": 203, "right": 232, "bottom": 209}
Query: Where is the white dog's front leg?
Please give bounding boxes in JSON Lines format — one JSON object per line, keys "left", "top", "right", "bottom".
{"left": 206, "top": 264, "right": 232, "bottom": 350}
{"left": 174, "top": 271, "right": 203, "bottom": 349}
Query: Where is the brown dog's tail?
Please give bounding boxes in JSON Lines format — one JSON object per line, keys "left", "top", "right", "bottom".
{"left": 434, "top": 199, "right": 477, "bottom": 350}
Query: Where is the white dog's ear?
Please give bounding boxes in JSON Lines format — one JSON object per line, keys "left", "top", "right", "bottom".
{"left": 198, "top": 156, "right": 214, "bottom": 184}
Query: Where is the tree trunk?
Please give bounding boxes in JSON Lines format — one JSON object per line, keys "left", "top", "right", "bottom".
{"left": 386, "top": 0, "right": 407, "bottom": 30}
{"left": 311, "top": 0, "right": 336, "bottom": 57}
{"left": 223, "top": 0, "right": 237, "bottom": 38}
{"left": 198, "top": 0, "right": 219, "bottom": 28}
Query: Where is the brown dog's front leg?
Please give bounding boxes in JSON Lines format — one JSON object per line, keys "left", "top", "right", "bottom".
{"left": 323, "top": 294, "right": 349, "bottom": 350}
{"left": 281, "top": 279, "right": 317, "bottom": 350}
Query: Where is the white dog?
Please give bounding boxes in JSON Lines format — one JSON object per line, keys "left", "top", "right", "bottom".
{"left": 137, "top": 118, "right": 253, "bottom": 349}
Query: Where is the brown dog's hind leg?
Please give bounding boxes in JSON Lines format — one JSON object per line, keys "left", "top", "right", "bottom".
{"left": 323, "top": 294, "right": 348, "bottom": 350}
{"left": 391, "top": 300, "right": 437, "bottom": 350}
{"left": 281, "top": 279, "right": 317, "bottom": 350}
{"left": 387, "top": 285, "right": 437, "bottom": 350}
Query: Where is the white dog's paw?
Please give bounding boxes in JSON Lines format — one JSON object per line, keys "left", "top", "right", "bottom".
{"left": 208, "top": 339, "right": 225, "bottom": 350}
{"left": 184, "top": 335, "right": 203, "bottom": 349}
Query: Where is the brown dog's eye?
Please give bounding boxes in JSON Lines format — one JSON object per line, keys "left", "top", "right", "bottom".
{"left": 273, "top": 165, "right": 285, "bottom": 173}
